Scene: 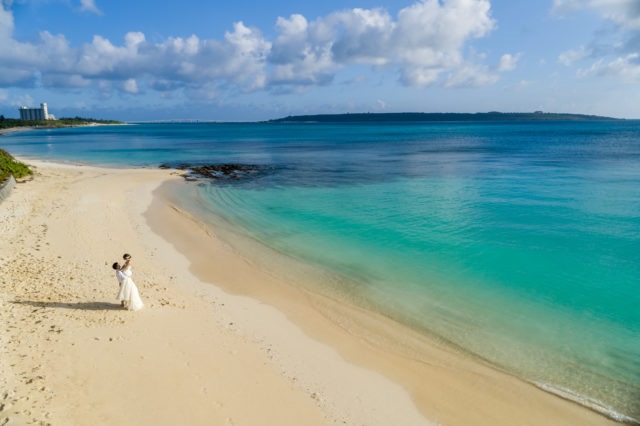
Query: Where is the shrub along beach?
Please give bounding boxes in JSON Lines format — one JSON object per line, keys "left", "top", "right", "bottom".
{"left": 0, "top": 148, "right": 31, "bottom": 182}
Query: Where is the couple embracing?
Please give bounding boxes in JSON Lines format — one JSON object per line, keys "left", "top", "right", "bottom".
{"left": 112, "top": 253, "right": 144, "bottom": 311}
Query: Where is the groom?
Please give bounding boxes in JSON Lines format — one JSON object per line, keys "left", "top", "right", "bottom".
{"left": 112, "top": 262, "right": 125, "bottom": 307}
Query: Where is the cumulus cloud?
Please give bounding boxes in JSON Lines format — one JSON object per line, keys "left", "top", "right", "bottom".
{"left": 123, "top": 78, "right": 139, "bottom": 93}
{"left": 441, "top": 51, "right": 518, "bottom": 88}
{"left": 0, "top": 67, "right": 35, "bottom": 86}
{"left": 497, "top": 53, "right": 521, "bottom": 71}
{"left": 554, "top": 0, "right": 640, "bottom": 82}
{"left": 0, "top": 91, "right": 33, "bottom": 108}
{"left": 267, "top": 14, "right": 335, "bottom": 87}
{"left": 558, "top": 46, "right": 592, "bottom": 66}
{"left": 444, "top": 62, "right": 499, "bottom": 87}
{"left": 0, "top": 0, "right": 503, "bottom": 96}
{"left": 80, "top": 0, "right": 102, "bottom": 15}
{"left": 558, "top": 46, "right": 593, "bottom": 67}
{"left": 578, "top": 53, "right": 640, "bottom": 81}
{"left": 589, "top": 0, "right": 640, "bottom": 30}
{"left": 0, "top": 4, "right": 270, "bottom": 95}
{"left": 268, "top": 0, "right": 497, "bottom": 89}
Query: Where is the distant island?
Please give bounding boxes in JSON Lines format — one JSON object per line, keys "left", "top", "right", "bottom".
{"left": 268, "top": 112, "right": 620, "bottom": 123}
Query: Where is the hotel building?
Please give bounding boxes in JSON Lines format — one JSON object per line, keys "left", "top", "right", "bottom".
{"left": 19, "top": 103, "right": 56, "bottom": 121}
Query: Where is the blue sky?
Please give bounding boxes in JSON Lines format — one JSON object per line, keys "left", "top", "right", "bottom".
{"left": 1, "top": 0, "right": 639, "bottom": 120}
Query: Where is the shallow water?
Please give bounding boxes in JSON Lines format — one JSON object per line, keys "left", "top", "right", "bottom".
{"left": 3, "top": 121, "right": 640, "bottom": 419}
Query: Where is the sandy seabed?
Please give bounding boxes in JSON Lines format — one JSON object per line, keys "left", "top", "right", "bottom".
{"left": 0, "top": 160, "right": 615, "bottom": 425}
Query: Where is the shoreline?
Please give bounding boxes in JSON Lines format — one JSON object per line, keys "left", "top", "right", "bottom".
{"left": 0, "top": 158, "right": 623, "bottom": 425}
{"left": 147, "top": 178, "right": 622, "bottom": 424}
{"left": 156, "top": 180, "right": 640, "bottom": 424}
{"left": 0, "top": 159, "right": 425, "bottom": 425}
{"left": 0, "top": 126, "right": 39, "bottom": 136}
{"left": 0, "top": 122, "right": 129, "bottom": 136}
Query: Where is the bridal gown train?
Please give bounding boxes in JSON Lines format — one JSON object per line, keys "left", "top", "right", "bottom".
{"left": 117, "top": 267, "right": 144, "bottom": 311}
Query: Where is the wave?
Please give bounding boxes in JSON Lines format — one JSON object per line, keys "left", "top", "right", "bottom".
{"left": 534, "top": 382, "right": 639, "bottom": 424}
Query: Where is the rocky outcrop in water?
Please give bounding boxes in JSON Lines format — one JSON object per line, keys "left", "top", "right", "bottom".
{"left": 159, "top": 163, "right": 267, "bottom": 181}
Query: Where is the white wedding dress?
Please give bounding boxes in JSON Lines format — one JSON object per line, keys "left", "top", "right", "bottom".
{"left": 117, "top": 266, "right": 144, "bottom": 311}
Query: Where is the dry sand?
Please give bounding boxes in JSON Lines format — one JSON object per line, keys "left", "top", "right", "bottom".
{"left": 0, "top": 160, "right": 617, "bottom": 425}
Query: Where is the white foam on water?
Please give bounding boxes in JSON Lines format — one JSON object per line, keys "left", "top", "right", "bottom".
{"left": 534, "top": 382, "right": 638, "bottom": 423}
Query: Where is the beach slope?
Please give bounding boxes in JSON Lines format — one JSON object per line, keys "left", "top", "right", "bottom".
{"left": 0, "top": 161, "right": 428, "bottom": 426}
{"left": 0, "top": 161, "right": 618, "bottom": 425}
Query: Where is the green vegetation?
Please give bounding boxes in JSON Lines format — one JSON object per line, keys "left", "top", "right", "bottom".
{"left": 0, "top": 148, "right": 32, "bottom": 181}
{"left": 57, "top": 116, "right": 123, "bottom": 125}
{"left": 0, "top": 115, "right": 123, "bottom": 130}
{"left": 268, "top": 112, "right": 620, "bottom": 123}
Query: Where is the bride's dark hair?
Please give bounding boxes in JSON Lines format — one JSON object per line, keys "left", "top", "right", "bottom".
{"left": 112, "top": 262, "right": 119, "bottom": 270}
{"left": 123, "top": 253, "right": 131, "bottom": 260}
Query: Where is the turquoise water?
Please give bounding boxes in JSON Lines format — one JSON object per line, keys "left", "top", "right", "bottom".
{"left": 2, "top": 122, "right": 640, "bottom": 420}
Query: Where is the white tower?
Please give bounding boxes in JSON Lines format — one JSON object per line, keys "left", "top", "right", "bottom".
{"left": 41, "top": 103, "right": 49, "bottom": 120}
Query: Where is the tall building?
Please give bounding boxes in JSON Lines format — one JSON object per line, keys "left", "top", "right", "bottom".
{"left": 19, "top": 103, "right": 56, "bottom": 121}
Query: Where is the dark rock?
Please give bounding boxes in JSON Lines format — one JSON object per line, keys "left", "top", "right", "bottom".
{"left": 161, "top": 163, "right": 269, "bottom": 182}
{"left": 158, "top": 163, "right": 171, "bottom": 169}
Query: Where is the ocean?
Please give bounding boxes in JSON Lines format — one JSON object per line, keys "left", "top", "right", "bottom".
{"left": 2, "top": 121, "right": 639, "bottom": 420}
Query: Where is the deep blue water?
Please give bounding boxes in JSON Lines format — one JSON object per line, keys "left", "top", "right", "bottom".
{"left": 2, "top": 121, "right": 640, "bottom": 420}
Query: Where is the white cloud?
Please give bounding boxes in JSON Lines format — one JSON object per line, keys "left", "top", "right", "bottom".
{"left": 269, "top": 0, "right": 496, "bottom": 89}
{"left": 590, "top": 0, "right": 640, "bottom": 30}
{"left": 553, "top": 0, "right": 640, "bottom": 83}
{"left": 3, "top": 93, "right": 34, "bottom": 108}
{"left": 497, "top": 53, "right": 521, "bottom": 71}
{"left": 558, "top": 46, "right": 592, "bottom": 66}
{"left": 0, "top": 0, "right": 499, "bottom": 96}
{"left": 444, "top": 62, "right": 499, "bottom": 88}
{"left": 0, "top": 3, "right": 270, "bottom": 94}
{"left": 551, "top": 0, "right": 585, "bottom": 16}
{"left": 80, "top": 0, "right": 102, "bottom": 15}
{"left": 0, "top": 66, "right": 34, "bottom": 86}
{"left": 0, "top": 3, "right": 13, "bottom": 39}
{"left": 552, "top": 0, "right": 640, "bottom": 28}
{"left": 578, "top": 53, "right": 640, "bottom": 81}
{"left": 123, "top": 78, "right": 138, "bottom": 93}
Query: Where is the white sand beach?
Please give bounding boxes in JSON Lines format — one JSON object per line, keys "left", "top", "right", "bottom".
{"left": 0, "top": 160, "right": 616, "bottom": 425}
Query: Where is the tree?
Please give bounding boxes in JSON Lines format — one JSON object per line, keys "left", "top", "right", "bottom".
{"left": 0, "top": 115, "right": 4, "bottom": 121}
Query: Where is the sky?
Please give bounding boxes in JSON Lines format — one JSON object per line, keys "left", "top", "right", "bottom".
{"left": 1, "top": 0, "right": 639, "bottom": 121}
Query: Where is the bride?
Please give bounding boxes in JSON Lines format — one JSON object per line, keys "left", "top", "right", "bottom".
{"left": 116, "top": 253, "right": 144, "bottom": 311}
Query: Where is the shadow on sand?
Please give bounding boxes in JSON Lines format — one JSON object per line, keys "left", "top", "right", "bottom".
{"left": 11, "top": 300, "right": 122, "bottom": 311}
